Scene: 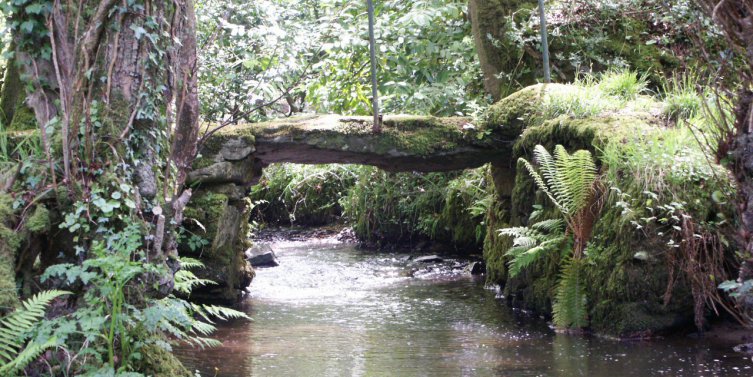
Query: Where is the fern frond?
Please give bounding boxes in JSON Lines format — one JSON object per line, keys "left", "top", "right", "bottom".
{"left": 198, "top": 304, "right": 250, "bottom": 322}
{"left": 560, "top": 149, "right": 597, "bottom": 213}
{"left": 0, "top": 290, "right": 69, "bottom": 372}
{"left": 0, "top": 337, "right": 58, "bottom": 375}
{"left": 513, "top": 236, "right": 538, "bottom": 248}
{"left": 498, "top": 226, "right": 531, "bottom": 237}
{"left": 179, "top": 258, "right": 206, "bottom": 270}
{"left": 173, "top": 270, "right": 216, "bottom": 295}
{"left": 519, "top": 157, "right": 567, "bottom": 214}
{"left": 531, "top": 219, "right": 565, "bottom": 232}
{"left": 551, "top": 145, "right": 575, "bottom": 211}
{"left": 553, "top": 259, "right": 588, "bottom": 328}
{"left": 186, "top": 336, "right": 222, "bottom": 350}
{"left": 189, "top": 320, "right": 217, "bottom": 337}
{"left": 507, "top": 235, "right": 566, "bottom": 277}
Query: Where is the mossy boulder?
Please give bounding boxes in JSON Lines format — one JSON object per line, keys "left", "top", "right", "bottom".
{"left": 135, "top": 345, "right": 192, "bottom": 377}
{"left": 482, "top": 84, "right": 735, "bottom": 337}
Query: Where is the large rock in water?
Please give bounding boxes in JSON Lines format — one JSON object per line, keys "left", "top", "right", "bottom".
{"left": 467, "top": 261, "right": 485, "bottom": 275}
{"left": 246, "top": 244, "right": 279, "bottom": 267}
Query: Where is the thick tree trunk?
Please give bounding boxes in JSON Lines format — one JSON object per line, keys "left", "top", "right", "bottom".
{"left": 12, "top": 1, "right": 201, "bottom": 293}
{"left": 0, "top": 43, "right": 21, "bottom": 126}
{"left": 467, "top": 0, "right": 538, "bottom": 101}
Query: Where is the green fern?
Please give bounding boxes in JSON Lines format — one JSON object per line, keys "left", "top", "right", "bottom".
{"left": 519, "top": 145, "right": 597, "bottom": 219}
{"left": 499, "top": 218, "right": 566, "bottom": 277}
{"left": 552, "top": 259, "right": 589, "bottom": 328}
{"left": 501, "top": 145, "right": 601, "bottom": 329}
{"left": 0, "top": 290, "right": 70, "bottom": 375}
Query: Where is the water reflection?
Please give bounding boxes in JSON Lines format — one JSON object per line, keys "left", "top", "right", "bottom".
{"left": 175, "top": 237, "right": 752, "bottom": 376}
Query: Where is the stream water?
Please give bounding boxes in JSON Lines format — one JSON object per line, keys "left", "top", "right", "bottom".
{"left": 176, "top": 235, "right": 753, "bottom": 376}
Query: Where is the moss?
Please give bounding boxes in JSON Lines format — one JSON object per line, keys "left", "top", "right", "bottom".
{"left": 214, "top": 115, "right": 473, "bottom": 158}
{"left": 7, "top": 102, "right": 37, "bottom": 131}
{"left": 468, "top": 0, "right": 539, "bottom": 100}
{"left": 182, "top": 191, "right": 229, "bottom": 249}
{"left": 482, "top": 196, "right": 510, "bottom": 284}
{"left": 0, "top": 194, "right": 19, "bottom": 312}
{"left": 26, "top": 205, "right": 50, "bottom": 233}
{"left": 0, "top": 53, "right": 22, "bottom": 126}
{"left": 181, "top": 191, "right": 254, "bottom": 303}
{"left": 482, "top": 83, "right": 732, "bottom": 337}
{"left": 480, "top": 84, "right": 551, "bottom": 141}
{"left": 591, "top": 301, "right": 688, "bottom": 338}
{"left": 135, "top": 345, "right": 192, "bottom": 377}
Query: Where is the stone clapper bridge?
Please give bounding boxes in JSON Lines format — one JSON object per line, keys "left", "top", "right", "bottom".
{"left": 183, "top": 111, "right": 523, "bottom": 302}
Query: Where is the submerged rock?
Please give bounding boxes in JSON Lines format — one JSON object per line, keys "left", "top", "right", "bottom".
{"left": 246, "top": 244, "right": 279, "bottom": 267}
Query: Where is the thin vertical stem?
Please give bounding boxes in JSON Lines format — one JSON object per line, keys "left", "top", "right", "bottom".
{"left": 538, "top": 0, "right": 551, "bottom": 83}
{"left": 367, "top": 0, "right": 381, "bottom": 132}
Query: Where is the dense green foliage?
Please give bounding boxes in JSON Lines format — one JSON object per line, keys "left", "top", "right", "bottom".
{"left": 250, "top": 163, "right": 490, "bottom": 251}
{"left": 481, "top": 70, "right": 738, "bottom": 335}
{"left": 338, "top": 166, "right": 488, "bottom": 250}
{"left": 27, "top": 226, "right": 248, "bottom": 375}
{"left": 197, "top": 0, "right": 485, "bottom": 123}
{"left": 250, "top": 164, "right": 360, "bottom": 226}
{"left": 0, "top": 0, "right": 750, "bottom": 374}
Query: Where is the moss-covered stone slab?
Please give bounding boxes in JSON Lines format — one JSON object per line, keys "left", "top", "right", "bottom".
{"left": 209, "top": 114, "right": 511, "bottom": 172}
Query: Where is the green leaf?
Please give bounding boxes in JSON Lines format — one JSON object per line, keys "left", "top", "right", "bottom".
{"left": 19, "top": 20, "right": 35, "bottom": 34}
{"left": 25, "top": 3, "right": 44, "bottom": 14}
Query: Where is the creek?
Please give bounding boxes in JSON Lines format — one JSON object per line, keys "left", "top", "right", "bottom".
{"left": 176, "top": 232, "right": 752, "bottom": 376}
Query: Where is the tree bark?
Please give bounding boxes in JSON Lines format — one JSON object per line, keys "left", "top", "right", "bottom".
{"left": 12, "top": 0, "right": 201, "bottom": 292}
{"left": 467, "top": 0, "right": 539, "bottom": 101}
{"left": 695, "top": 1, "right": 753, "bottom": 295}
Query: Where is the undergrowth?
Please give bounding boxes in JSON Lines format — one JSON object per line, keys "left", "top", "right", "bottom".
{"left": 250, "top": 163, "right": 361, "bottom": 226}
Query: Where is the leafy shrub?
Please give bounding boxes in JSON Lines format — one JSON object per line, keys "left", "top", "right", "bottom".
{"left": 31, "top": 225, "right": 248, "bottom": 375}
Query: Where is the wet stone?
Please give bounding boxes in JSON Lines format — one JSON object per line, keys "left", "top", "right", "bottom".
{"left": 467, "top": 261, "right": 485, "bottom": 275}
{"left": 246, "top": 244, "right": 279, "bottom": 267}
{"left": 413, "top": 255, "right": 444, "bottom": 263}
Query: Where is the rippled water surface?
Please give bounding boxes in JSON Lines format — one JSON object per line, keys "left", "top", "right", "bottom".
{"left": 176, "top": 237, "right": 753, "bottom": 376}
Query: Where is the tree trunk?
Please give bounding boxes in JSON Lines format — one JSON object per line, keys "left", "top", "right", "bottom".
{"left": 10, "top": 0, "right": 201, "bottom": 293}
{"left": 467, "top": 0, "right": 539, "bottom": 101}
{"left": 694, "top": 1, "right": 753, "bottom": 310}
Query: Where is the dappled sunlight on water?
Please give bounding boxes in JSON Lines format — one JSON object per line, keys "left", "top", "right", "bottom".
{"left": 176, "top": 237, "right": 753, "bottom": 376}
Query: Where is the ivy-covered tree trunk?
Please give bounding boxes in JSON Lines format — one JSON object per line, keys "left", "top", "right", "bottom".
{"left": 8, "top": 0, "right": 201, "bottom": 294}
{"left": 467, "top": 0, "right": 538, "bottom": 101}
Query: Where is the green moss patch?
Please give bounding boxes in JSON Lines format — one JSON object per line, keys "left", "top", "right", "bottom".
{"left": 214, "top": 114, "right": 474, "bottom": 157}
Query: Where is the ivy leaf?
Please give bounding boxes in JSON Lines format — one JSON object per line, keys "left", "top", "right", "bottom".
{"left": 25, "top": 3, "right": 44, "bottom": 14}
{"left": 20, "top": 20, "right": 35, "bottom": 34}
{"left": 130, "top": 25, "right": 147, "bottom": 40}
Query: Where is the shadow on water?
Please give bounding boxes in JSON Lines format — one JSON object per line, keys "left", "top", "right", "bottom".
{"left": 175, "top": 236, "right": 753, "bottom": 377}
